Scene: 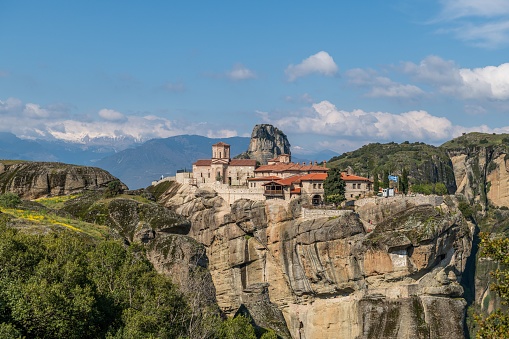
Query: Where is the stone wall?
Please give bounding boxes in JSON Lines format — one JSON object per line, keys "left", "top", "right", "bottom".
{"left": 301, "top": 207, "right": 353, "bottom": 221}
{"left": 354, "top": 195, "right": 444, "bottom": 208}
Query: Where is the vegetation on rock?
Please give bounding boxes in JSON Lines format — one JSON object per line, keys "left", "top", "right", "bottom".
{"left": 474, "top": 232, "right": 509, "bottom": 338}
{"left": 328, "top": 141, "right": 456, "bottom": 193}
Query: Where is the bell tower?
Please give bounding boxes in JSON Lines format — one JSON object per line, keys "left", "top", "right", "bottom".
{"left": 212, "top": 142, "right": 230, "bottom": 164}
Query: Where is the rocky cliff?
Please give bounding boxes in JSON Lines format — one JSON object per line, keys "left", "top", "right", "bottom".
{"left": 158, "top": 183, "right": 472, "bottom": 338}
{"left": 0, "top": 160, "right": 125, "bottom": 199}
{"left": 236, "top": 124, "right": 292, "bottom": 165}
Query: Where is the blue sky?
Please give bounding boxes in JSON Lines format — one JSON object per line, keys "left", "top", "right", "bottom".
{"left": 1, "top": 0, "right": 509, "bottom": 155}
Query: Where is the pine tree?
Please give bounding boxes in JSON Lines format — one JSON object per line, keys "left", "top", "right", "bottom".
{"left": 373, "top": 171, "right": 379, "bottom": 193}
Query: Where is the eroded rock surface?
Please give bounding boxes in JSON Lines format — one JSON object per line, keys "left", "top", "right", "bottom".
{"left": 0, "top": 161, "right": 124, "bottom": 199}
{"left": 236, "top": 124, "right": 292, "bottom": 165}
{"left": 161, "top": 183, "right": 472, "bottom": 339}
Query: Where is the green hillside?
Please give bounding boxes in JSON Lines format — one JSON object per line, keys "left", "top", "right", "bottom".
{"left": 327, "top": 141, "right": 456, "bottom": 193}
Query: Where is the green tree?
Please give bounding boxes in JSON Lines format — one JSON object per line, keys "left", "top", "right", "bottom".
{"left": 373, "top": 171, "right": 379, "bottom": 193}
{"left": 323, "top": 167, "right": 346, "bottom": 204}
{"left": 401, "top": 168, "right": 409, "bottom": 194}
{"left": 261, "top": 328, "right": 278, "bottom": 339}
{"left": 475, "top": 233, "right": 509, "bottom": 338}
{"left": 0, "top": 323, "right": 22, "bottom": 339}
{"left": 218, "top": 315, "right": 256, "bottom": 339}
{"left": 383, "top": 170, "right": 390, "bottom": 189}
{"left": 0, "top": 193, "right": 21, "bottom": 208}
{"left": 434, "top": 182, "right": 448, "bottom": 196}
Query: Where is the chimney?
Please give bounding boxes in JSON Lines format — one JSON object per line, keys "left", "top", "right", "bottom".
{"left": 323, "top": 160, "right": 326, "bottom": 168}
{"left": 303, "top": 162, "right": 306, "bottom": 166}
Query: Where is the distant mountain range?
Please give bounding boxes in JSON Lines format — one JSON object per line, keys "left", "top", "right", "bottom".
{"left": 0, "top": 132, "right": 339, "bottom": 189}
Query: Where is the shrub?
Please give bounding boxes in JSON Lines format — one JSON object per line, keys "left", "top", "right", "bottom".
{"left": 218, "top": 315, "right": 256, "bottom": 339}
{"left": 0, "top": 193, "right": 21, "bottom": 208}
{"left": 103, "top": 180, "right": 123, "bottom": 198}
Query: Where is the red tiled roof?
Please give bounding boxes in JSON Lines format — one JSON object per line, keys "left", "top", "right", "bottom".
{"left": 275, "top": 175, "right": 302, "bottom": 186}
{"left": 291, "top": 187, "right": 301, "bottom": 194}
{"left": 193, "top": 159, "right": 212, "bottom": 166}
{"left": 341, "top": 173, "right": 371, "bottom": 182}
{"left": 212, "top": 142, "right": 229, "bottom": 146}
{"left": 229, "top": 159, "right": 257, "bottom": 166}
{"left": 299, "top": 173, "right": 328, "bottom": 181}
{"left": 255, "top": 162, "right": 328, "bottom": 173}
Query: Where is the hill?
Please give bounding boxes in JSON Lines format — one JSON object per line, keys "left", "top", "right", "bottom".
{"left": 327, "top": 141, "right": 457, "bottom": 193}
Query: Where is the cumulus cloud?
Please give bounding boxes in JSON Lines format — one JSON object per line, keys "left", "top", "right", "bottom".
{"left": 285, "top": 51, "right": 338, "bottom": 81}
{"left": 346, "top": 68, "right": 425, "bottom": 98}
{"left": 433, "top": 0, "right": 509, "bottom": 48}
{"left": 403, "top": 56, "right": 509, "bottom": 100}
{"left": 98, "top": 108, "right": 126, "bottom": 122}
{"left": 227, "top": 64, "right": 256, "bottom": 80}
{"left": 269, "top": 100, "right": 456, "bottom": 143}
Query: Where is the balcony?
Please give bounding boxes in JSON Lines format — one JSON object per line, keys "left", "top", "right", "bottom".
{"left": 264, "top": 189, "right": 284, "bottom": 197}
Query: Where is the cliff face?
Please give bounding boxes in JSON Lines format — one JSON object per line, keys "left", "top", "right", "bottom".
{"left": 160, "top": 184, "right": 472, "bottom": 338}
{"left": 236, "top": 124, "right": 292, "bottom": 165}
{"left": 0, "top": 160, "right": 125, "bottom": 199}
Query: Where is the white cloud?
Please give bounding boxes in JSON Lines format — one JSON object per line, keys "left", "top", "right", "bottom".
{"left": 23, "top": 103, "right": 51, "bottom": 119}
{"left": 206, "top": 129, "right": 238, "bottom": 138}
{"left": 438, "top": 0, "right": 509, "bottom": 21}
{"left": 98, "top": 108, "right": 126, "bottom": 122}
{"left": 0, "top": 98, "right": 23, "bottom": 113}
{"left": 346, "top": 68, "right": 425, "bottom": 98}
{"left": 459, "top": 63, "right": 509, "bottom": 99}
{"left": 403, "top": 56, "right": 509, "bottom": 100}
{"left": 269, "top": 100, "right": 455, "bottom": 142}
{"left": 0, "top": 97, "right": 239, "bottom": 144}
{"left": 434, "top": 0, "right": 509, "bottom": 48}
{"left": 227, "top": 64, "right": 256, "bottom": 80}
{"left": 285, "top": 51, "right": 338, "bottom": 81}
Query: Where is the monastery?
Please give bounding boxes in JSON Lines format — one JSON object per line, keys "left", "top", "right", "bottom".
{"left": 173, "top": 142, "right": 373, "bottom": 205}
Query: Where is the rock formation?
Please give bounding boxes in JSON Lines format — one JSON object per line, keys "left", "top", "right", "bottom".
{"left": 236, "top": 124, "right": 292, "bottom": 165}
{"left": 158, "top": 183, "right": 472, "bottom": 338}
{"left": 0, "top": 160, "right": 126, "bottom": 199}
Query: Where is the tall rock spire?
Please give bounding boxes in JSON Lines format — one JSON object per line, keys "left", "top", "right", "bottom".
{"left": 236, "top": 124, "right": 291, "bottom": 165}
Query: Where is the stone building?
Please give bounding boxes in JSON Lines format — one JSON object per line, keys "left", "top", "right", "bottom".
{"left": 192, "top": 142, "right": 257, "bottom": 185}
{"left": 341, "top": 172, "right": 373, "bottom": 199}
{"left": 191, "top": 143, "right": 372, "bottom": 204}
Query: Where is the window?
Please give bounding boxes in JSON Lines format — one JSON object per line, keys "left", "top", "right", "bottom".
{"left": 313, "top": 183, "right": 316, "bottom": 189}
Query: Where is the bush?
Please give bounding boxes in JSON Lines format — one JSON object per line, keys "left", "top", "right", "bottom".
{"left": 0, "top": 193, "right": 21, "bottom": 208}
{"left": 218, "top": 315, "right": 256, "bottom": 339}
{"left": 104, "top": 180, "right": 123, "bottom": 198}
